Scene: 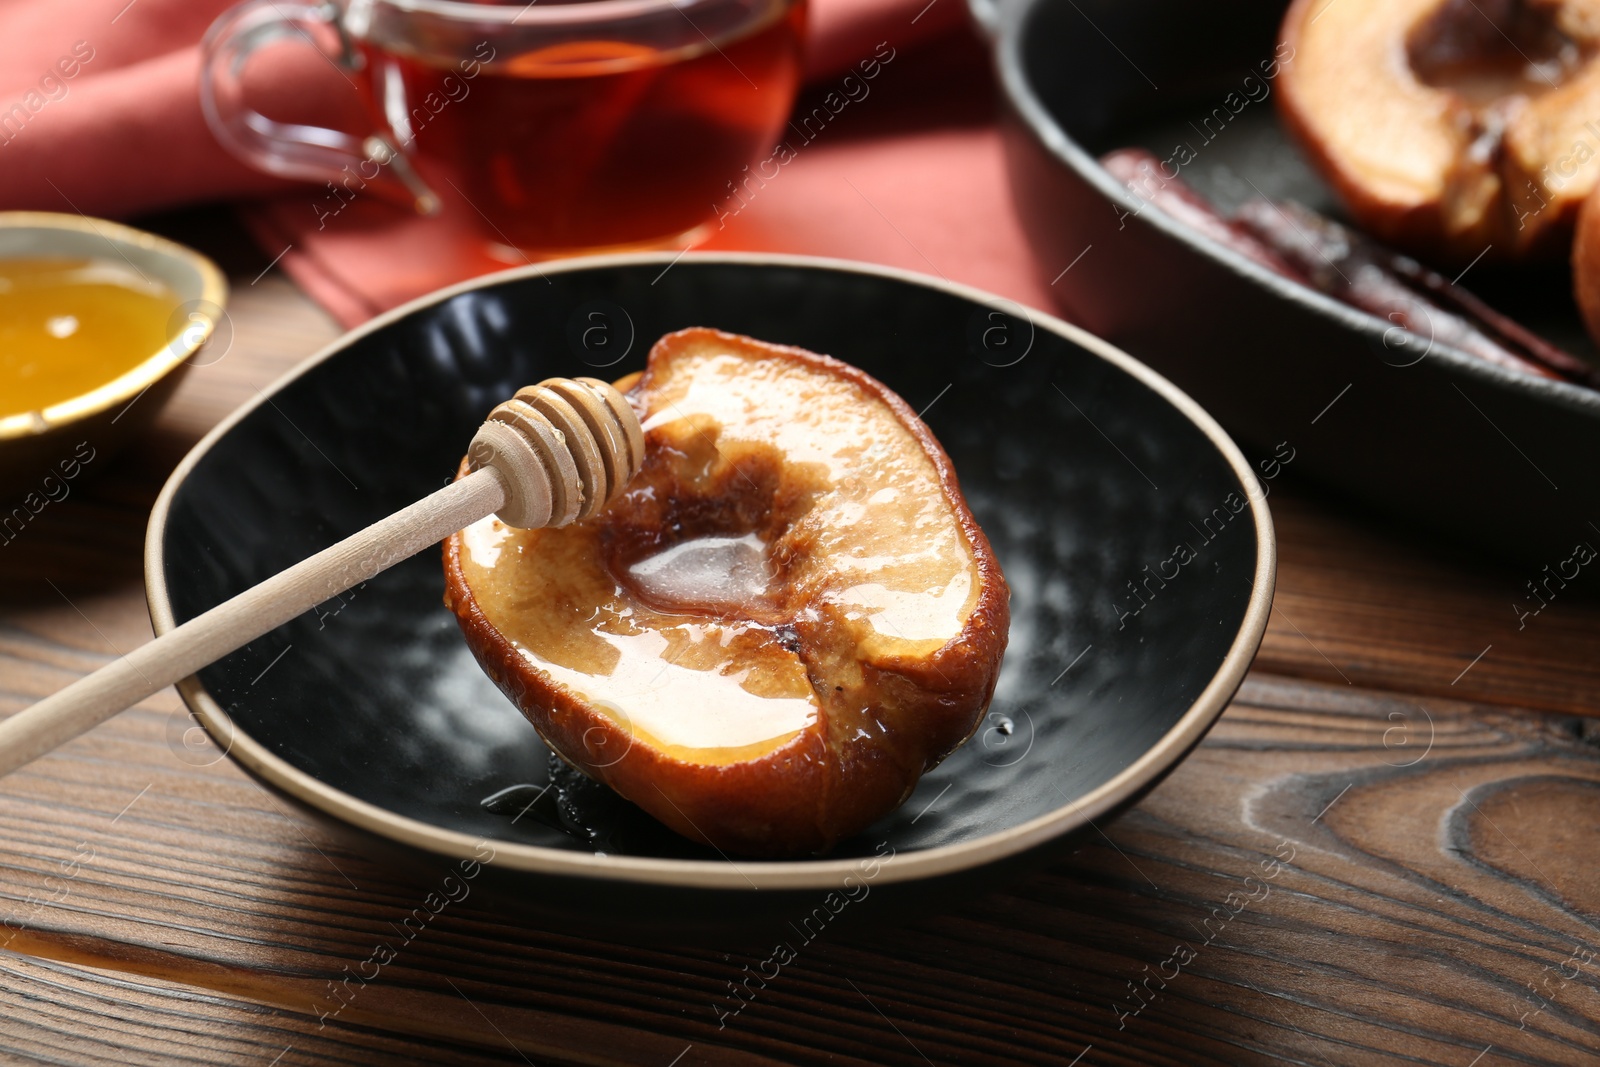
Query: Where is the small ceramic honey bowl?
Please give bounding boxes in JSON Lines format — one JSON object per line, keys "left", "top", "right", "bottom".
{"left": 0, "top": 211, "right": 226, "bottom": 498}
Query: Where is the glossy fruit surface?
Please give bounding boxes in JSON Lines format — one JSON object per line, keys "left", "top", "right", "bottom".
{"left": 445, "top": 328, "right": 1010, "bottom": 856}
{"left": 1278, "top": 0, "right": 1600, "bottom": 264}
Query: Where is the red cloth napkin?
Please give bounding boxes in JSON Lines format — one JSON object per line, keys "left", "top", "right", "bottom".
{"left": 0, "top": 0, "right": 1052, "bottom": 327}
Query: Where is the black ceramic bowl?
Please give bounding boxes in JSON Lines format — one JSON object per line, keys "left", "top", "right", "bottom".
{"left": 146, "top": 254, "right": 1272, "bottom": 934}
{"left": 993, "top": 0, "right": 1600, "bottom": 566}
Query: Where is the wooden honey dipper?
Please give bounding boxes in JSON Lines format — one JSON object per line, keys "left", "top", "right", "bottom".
{"left": 0, "top": 377, "right": 645, "bottom": 779}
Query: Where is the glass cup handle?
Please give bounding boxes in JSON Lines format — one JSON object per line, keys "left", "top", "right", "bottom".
{"left": 199, "top": 0, "right": 439, "bottom": 215}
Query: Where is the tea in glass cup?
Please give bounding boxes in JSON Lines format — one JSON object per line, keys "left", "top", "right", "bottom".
{"left": 202, "top": 0, "right": 807, "bottom": 256}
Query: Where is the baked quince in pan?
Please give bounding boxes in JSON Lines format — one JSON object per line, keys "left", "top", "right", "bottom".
{"left": 1278, "top": 0, "right": 1600, "bottom": 264}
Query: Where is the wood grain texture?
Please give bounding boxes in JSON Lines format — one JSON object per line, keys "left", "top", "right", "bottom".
{"left": 2, "top": 206, "right": 1599, "bottom": 1064}
{"left": 2, "top": 676, "right": 1598, "bottom": 1064}
{"left": 1257, "top": 489, "right": 1600, "bottom": 718}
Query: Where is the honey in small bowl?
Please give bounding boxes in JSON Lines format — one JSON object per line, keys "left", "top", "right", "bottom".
{"left": 0, "top": 257, "right": 181, "bottom": 420}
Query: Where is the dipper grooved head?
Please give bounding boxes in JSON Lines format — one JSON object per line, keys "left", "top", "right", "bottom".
{"left": 467, "top": 376, "right": 643, "bottom": 529}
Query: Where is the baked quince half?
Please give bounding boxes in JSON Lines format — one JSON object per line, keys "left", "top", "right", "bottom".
{"left": 1278, "top": 0, "right": 1600, "bottom": 263}
{"left": 443, "top": 328, "right": 1009, "bottom": 857}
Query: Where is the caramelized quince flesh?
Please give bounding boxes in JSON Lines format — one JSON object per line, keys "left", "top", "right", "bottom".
{"left": 444, "top": 328, "right": 1009, "bottom": 856}
{"left": 1278, "top": 0, "right": 1600, "bottom": 262}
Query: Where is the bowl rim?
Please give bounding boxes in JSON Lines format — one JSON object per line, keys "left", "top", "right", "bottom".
{"left": 144, "top": 251, "right": 1276, "bottom": 890}
{"left": 990, "top": 0, "right": 1600, "bottom": 418}
{"left": 0, "top": 210, "right": 229, "bottom": 441}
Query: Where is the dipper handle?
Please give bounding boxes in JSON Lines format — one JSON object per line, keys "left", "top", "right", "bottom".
{"left": 0, "top": 377, "right": 643, "bottom": 780}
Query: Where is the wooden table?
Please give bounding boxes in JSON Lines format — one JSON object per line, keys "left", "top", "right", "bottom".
{"left": 3, "top": 208, "right": 1599, "bottom": 1066}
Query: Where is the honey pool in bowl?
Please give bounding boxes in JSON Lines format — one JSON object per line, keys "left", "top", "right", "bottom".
{"left": 0, "top": 212, "right": 226, "bottom": 497}
{"left": 0, "top": 258, "right": 182, "bottom": 420}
